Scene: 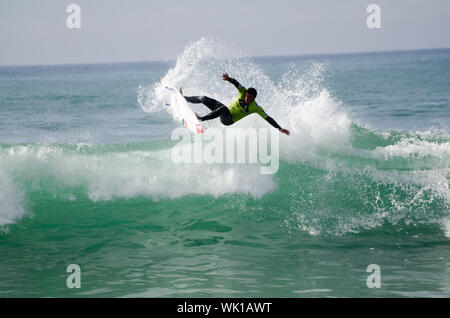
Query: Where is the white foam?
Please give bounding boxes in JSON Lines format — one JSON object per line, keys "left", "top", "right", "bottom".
{"left": 0, "top": 168, "right": 27, "bottom": 226}
{"left": 0, "top": 144, "right": 277, "bottom": 206}
{"left": 372, "top": 139, "right": 450, "bottom": 161}
{"left": 444, "top": 218, "right": 450, "bottom": 238}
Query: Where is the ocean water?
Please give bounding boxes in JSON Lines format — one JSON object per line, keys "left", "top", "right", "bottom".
{"left": 0, "top": 39, "right": 449, "bottom": 297}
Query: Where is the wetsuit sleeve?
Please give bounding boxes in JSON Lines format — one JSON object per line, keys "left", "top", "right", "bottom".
{"left": 228, "top": 77, "right": 246, "bottom": 94}
{"left": 255, "top": 105, "right": 281, "bottom": 129}
{"left": 265, "top": 116, "right": 282, "bottom": 130}
{"left": 255, "top": 106, "right": 269, "bottom": 119}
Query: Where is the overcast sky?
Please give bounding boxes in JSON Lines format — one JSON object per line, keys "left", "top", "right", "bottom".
{"left": 1, "top": 0, "right": 449, "bottom": 66}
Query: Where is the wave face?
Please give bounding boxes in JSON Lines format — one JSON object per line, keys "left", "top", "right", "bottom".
{"left": 137, "top": 38, "right": 450, "bottom": 237}
{"left": 0, "top": 39, "right": 449, "bottom": 238}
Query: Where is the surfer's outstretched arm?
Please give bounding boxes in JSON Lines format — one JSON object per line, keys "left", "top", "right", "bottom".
{"left": 222, "top": 73, "right": 241, "bottom": 89}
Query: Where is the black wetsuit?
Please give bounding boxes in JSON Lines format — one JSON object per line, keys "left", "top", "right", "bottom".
{"left": 183, "top": 95, "right": 234, "bottom": 126}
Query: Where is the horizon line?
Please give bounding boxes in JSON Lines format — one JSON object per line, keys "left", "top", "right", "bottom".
{"left": 1, "top": 46, "right": 449, "bottom": 68}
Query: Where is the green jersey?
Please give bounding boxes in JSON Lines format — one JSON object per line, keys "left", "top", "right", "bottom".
{"left": 227, "top": 84, "right": 268, "bottom": 123}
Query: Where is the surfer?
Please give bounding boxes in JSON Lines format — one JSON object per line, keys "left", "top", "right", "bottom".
{"left": 179, "top": 73, "right": 290, "bottom": 135}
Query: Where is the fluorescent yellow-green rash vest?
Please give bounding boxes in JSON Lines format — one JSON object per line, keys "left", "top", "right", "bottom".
{"left": 227, "top": 84, "right": 268, "bottom": 123}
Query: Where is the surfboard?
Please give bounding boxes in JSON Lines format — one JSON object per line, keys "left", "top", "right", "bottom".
{"left": 165, "top": 86, "right": 204, "bottom": 134}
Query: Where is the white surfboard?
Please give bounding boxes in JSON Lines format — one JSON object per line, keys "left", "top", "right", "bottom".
{"left": 165, "top": 86, "right": 204, "bottom": 134}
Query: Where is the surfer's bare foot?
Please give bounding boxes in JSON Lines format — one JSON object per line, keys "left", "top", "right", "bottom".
{"left": 195, "top": 112, "right": 202, "bottom": 121}
{"left": 178, "top": 87, "right": 183, "bottom": 95}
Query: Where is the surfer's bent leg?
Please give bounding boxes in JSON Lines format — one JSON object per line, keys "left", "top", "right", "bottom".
{"left": 200, "top": 106, "right": 234, "bottom": 126}
{"left": 184, "top": 96, "right": 224, "bottom": 111}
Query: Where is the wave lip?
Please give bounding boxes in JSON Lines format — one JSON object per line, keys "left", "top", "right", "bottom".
{"left": 0, "top": 142, "right": 278, "bottom": 226}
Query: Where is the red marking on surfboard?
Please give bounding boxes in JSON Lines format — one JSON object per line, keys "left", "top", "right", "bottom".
{"left": 196, "top": 123, "right": 204, "bottom": 133}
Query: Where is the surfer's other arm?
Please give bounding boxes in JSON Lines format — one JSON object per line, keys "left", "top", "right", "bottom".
{"left": 263, "top": 115, "right": 290, "bottom": 135}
